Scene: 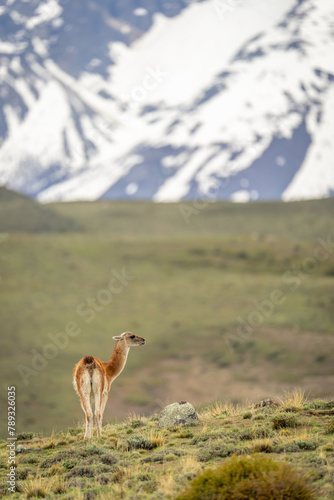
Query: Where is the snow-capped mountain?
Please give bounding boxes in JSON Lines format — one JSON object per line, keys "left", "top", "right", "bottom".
{"left": 0, "top": 0, "right": 333, "bottom": 202}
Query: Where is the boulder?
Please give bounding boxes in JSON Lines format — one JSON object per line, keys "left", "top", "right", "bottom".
{"left": 158, "top": 401, "right": 200, "bottom": 428}
{"left": 16, "top": 445, "right": 28, "bottom": 453}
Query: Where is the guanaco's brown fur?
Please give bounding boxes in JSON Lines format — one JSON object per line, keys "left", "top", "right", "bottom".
{"left": 73, "top": 331, "right": 145, "bottom": 438}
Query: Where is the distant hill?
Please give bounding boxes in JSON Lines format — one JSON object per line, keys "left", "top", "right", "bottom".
{"left": 50, "top": 197, "right": 334, "bottom": 241}
{"left": 0, "top": 186, "right": 80, "bottom": 232}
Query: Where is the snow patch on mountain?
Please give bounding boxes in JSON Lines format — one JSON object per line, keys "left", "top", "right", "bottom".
{"left": 110, "top": 0, "right": 295, "bottom": 108}
{"left": 283, "top": 84, "right": 334, "bottom": 200}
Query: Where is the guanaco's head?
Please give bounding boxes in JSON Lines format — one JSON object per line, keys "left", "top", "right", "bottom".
{"left": 112, "top": 331, "right": 145, "bottom": 347}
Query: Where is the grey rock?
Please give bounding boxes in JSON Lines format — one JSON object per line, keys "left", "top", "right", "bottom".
{"left": 16, "top": 444, "right": 27, "bottom": 453}
{"left": 158, "top": 401, "right": 200, "bottom": 428}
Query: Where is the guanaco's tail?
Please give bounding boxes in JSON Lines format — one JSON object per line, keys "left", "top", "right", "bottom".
{"left": 73, "top": 355, "right": 105, "bottom": 402}
{"left": 83, "top": 355, "right": 95, "bottom": 367}
{"left": 73, "top": 356, "right": 96, "bottom": 395}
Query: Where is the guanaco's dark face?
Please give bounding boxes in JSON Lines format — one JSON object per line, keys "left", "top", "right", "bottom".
{"left": 112, "top": 331, "right": 146, "bottom": 347}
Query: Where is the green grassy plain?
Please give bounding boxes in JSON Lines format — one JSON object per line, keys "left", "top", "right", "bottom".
{"left": 0, "top": 194, "right": 333, "bottom": 438}
{"left": 1, "top": 396, "right": 334, "bottom": 499}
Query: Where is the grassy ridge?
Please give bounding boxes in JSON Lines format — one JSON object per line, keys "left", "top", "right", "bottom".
{"left": 50, "top": 198, "right": 334, "bottom": 240}
{"left": 0, "top": 187, "right": 79, "bottom": 233}
{"left": 1, "top": 395, "right": 334, "bottom": 499}
{"left": 0, "top": 197, "right": 333, "bottom": 437}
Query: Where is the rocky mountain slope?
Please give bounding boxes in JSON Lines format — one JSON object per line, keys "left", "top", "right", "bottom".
{"left": 0, "top": 0, "right": 333, "bottom": 202}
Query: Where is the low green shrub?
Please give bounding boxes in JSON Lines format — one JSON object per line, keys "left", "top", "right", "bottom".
{"left": 66, "top": 465, "right": 112, "bottom": 479}
{"left": 40, "top": 450, "right": 75, "bottom": 468}
{"left": 324, "top": 421, "right": 334, "bottom": 434}
{"left": 16, "top": 468, "right": 29, "bottom": 480}
{"left": 100, "top": 454, "right": 118, "bottom": 465}
{"left": 82, "top": 487, "right": 99, "bottom": 499}
{"left": 252, "top": 425, "right": 273, "bottom": 438}
{"left": 79, "top": 444, "right": 109, "bottom": 456}
{"left": 126, "top": 436, "right": 153, "bottom": 450}
{"left": 272, "top": 413, "right": 300, "bottom": 430}
{"left": 294, "top": 440, "right": 317, "bottom": 450}
{"left": 141, "top": 451, "right": 167, "bottom": 463}
{"left": 19, "top": 456, "right": 39, "bottom": 464}
{"left": 197, "top": 442, "right": 247, "bottom": 462}
{"left": 239, "top": 425, "right": 272, "bottom": 441}
{"left": 98, "top": 474, "right": 110, "bottom": 485}
{"left": 239, "top": 429, "right": 253, "bottom": 441}
{"left": 273, "top": 440, "right": 316, "bottom": 453}
{"left": 136, "top": 480, "right": 157, "bottom": 494}
{"left": 68, "top": 428, "right": 82, "bottom": 436}
{"left": 66, "top": 466, "right": 96, "bottom": 478}
{"left": 243, "top": 411, "right": 252, "bottom": 419}
{"left": 136, "top": 473, "right": 153, "bottom": 482}
{"left": 63, "top": 458, "right": 78, "bottom": 471}
{"left": 130, "top": 419, "right": 146, "bottom": 429}
{"left": 322, "top": 442, "right": 334, "bottom": 451}
{"left": 141, "top": 450, "right": 184, "bottom": 463}
{"left": 305, "top": 400, "right": 327, "bottom": 410}
{"left": 273, "top": 443, "right": 300, "bottom": 453}
{"left": 16, "top": 433, "right": 34, "bottom": 440}
{"left": 284, "top": 406, "right": 300, "bottom": 413}
{"left": 190, "top": 432, "right": 215, "bottom": 444}
{"left": 176, "top": 454, "right": 316, "bottom": 500}
{"left": 178, "top": 429, "right": 194, "bottom": 439}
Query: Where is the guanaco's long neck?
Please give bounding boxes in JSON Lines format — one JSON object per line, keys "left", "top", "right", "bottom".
{"left": 106, "top": 341, "right": 129, "bottom": 382}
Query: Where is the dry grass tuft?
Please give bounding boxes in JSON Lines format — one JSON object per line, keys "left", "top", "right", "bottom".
{"left": 250, "top": 437, "right": 274, "bottom": 453}
{"left": 201, "top": 400, "right": 242, "bottom": 418}
{"left": 56, "top": 432, "right": 68, "bottom": 446}
{"left": 279, "top": 388, "right": 307, "bottom": 410}
{"left": 19, "top": 476, "right": 53, "bottom": 498}
{"left": 148, "top": 429, "right": 165, "bottom": 448}
{"left": 128, "top": 412, "right": 146, "bottom": 423}
{"left": 52, "top": 476, "right": 68, "bottom": 494}
{"left": 47, "top": 463, "right": 63, "bottom": 477}
{"left": 41, "top": 431, "right": 56, "bottom": 450}
{"left": 275, "top": 428, "right": 313, "bottom": 445}
{"left": 181, "top": 454, "right": 202, "bottom": 475}
{"left": 158, "top": 473, "right": 176, "bottom": 496}
{"left": 69, "top": 489, "right": 84, "bottom": 500}
{"left": 116, "top": 438, "right": 128, "bottom": 451}
{"left": 98, "top": 482, "right": 131, "bottom": 499}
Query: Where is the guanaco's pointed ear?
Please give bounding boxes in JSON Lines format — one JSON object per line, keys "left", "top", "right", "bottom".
{"left": 112, "top": 335, "right": 124, "bottom": 341}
